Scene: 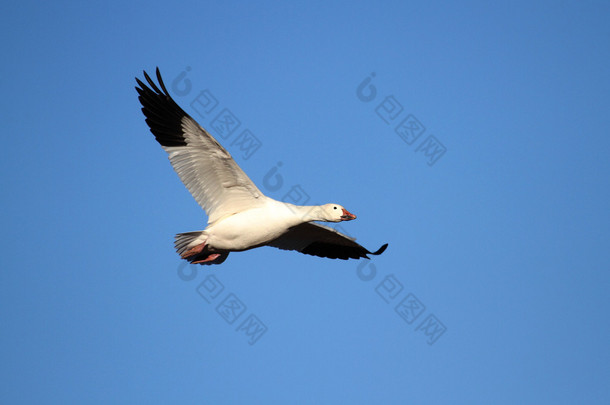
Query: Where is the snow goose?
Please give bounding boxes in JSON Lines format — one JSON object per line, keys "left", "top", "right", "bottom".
{"left": 136, "top": 68, "right": 388, "bottom": 265}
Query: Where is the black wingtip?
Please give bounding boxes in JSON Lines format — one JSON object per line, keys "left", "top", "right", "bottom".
{"left": 135, "top": 67, "right": 189, "bottom": 147}
{"left": 370, "top": 243, "right": 388, "bottom": 256}
{"left": 155, "top": 67, "right": 170, "bottom": 95}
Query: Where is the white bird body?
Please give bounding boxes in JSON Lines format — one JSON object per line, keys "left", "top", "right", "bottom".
{"left": 204, "top": 200, "right": 306, "bottom": 251}
{"left": 136, "top": 68, "right": 387, "bottom": 265}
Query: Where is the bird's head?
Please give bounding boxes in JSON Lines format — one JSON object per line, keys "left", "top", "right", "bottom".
{"left": 320, "top": 203, "right": 357, "bottom": 222}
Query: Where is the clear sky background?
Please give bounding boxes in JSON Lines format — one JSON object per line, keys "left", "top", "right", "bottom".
{"left": 2, "top": 1, "right": 609, "bottom": 404}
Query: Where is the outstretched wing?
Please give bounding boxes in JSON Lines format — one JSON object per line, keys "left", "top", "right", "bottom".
{"left": 267, "top": 222, "right": 388, "bottom": 260}
{"left": 136, "top": 68, "right": 265, "bottom": 224}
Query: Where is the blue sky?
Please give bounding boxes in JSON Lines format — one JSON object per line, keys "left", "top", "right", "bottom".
{"left": 2, "top": 0, "right": 609, "bottom": 403}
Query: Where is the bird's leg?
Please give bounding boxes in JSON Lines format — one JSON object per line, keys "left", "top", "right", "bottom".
{"left": 181, "top": 242, "right": 206, "bottom": 259}
{"left": 191, "top": 254, "right": 221, "bottom": 264}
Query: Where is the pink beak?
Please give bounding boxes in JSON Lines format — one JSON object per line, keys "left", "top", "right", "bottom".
{"left": 341, "top": 208, "right": 357, "bottom": 221}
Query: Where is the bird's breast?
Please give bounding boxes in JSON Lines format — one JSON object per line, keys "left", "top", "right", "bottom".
{"left": 205, "top": 207, "right": 295, "bottom": 251}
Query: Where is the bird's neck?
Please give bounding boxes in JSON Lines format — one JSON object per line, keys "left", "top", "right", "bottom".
{"left": 284, "top": 204, "right": 325, "bottom": 223}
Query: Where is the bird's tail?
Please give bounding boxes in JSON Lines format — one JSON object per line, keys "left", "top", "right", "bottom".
{"left": 174, "top": 231, "right": 207, "bottom": 257}
{"left": 174, "top": 231, "right": 229, "bottom": 265}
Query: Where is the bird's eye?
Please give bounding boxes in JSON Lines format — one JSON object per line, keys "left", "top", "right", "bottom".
{"left": 333, "top": 206, "right": 337, "bottom": 209}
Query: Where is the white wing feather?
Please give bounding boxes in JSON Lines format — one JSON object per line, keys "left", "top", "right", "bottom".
{"left": 163, "top": 118, "right": 265, "bottom": 223}
{"left": 136, "top": 69, "right": 265, "bottom": 224}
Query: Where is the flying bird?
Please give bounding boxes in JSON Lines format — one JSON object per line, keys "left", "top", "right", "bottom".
{"left": 136, "top": 68, "right": 388, "bottom": 265}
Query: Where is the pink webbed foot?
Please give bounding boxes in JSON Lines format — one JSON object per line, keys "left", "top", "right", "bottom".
{"left": 181, "top": 242, "right": 206, "bottom": 259}
{"left": 191, "top": 253, "right": 222, "bottom": 264}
